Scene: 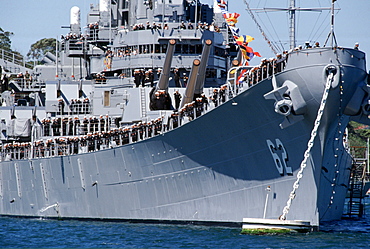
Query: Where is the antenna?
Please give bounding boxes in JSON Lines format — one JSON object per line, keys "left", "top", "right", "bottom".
{"left": 55, "top": 36, "right": 59, "bottom": 79}
{"left": 324, "top": 0, "right": 338, "bottom": 47}
{"left": 288, "top": 0, "right": 296, "bottom": 50}
{"left": 243, "top": 0, "right": 278, "bottom": 55}
{"left": 247, "top": 0, "right": 334, "bottom": 50}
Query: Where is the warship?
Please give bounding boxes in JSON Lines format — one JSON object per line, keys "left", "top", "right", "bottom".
{"left": 0, "top": 0, "right": 369, "bottom": 230}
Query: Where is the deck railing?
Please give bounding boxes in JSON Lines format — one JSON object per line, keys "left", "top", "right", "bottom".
{"left": 0, "top": 48, "right": 35, "bottom": 70}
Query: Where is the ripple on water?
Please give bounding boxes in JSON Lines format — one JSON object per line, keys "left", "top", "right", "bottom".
{"left": 0, "top": 202, "right": 369, "bottom": 248}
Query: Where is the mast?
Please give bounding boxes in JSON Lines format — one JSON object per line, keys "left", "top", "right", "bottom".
{"left": 247, "top": 1, "right": 333, "bottom": 51}
{"left": 288, "top": 0, "right": 296, "bottom": 49}
{"left": 324, "top": 0, "right": 337, "bottom": 47}
{"left": 55, "top": 36, "right": 59, "bottom": 79}
{"left": 330, "top": 0, "right": 336, "bottom": 47}
{"left": 194, "top": 0, "right": 198, "bottom": 37}
{"left": 162, "top": 0, "right": 165, "bottom": 30}
{"left": 109, "top": 0, "right": 112, "bottom": 45}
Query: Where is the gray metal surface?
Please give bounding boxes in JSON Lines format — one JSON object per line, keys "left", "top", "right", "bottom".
{"left": 0, "top": 0, "right": 368, "bottom": 230}
{"left": 0, "top": 48, "right": 367, "bottom": 228}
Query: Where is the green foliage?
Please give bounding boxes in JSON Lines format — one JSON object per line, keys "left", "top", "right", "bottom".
{"left": 27, "top": 38, "right": 58, "bottom": 62}
{"left": 0, "top": 27, "right": 29, "bottom": 67}
{"left": 347, "top": 121, "right": 370, "bottom": 158}
{"left": 348, "top": 121, "right": 370, "bottom": 148}
{"left": 0, "top": 27, "right": 13, "bottom": 50}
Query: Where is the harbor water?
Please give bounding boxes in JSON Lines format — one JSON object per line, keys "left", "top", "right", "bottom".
{"left": 0, "top": 199, "right": 369, "bottom": 248}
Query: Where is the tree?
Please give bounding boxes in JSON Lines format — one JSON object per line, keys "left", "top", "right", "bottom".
{"left": 0, "top": 27, "right": 24, "bottom": 67}
{"left": 27, "top": 38, "right": 58, "bottom": 62}
{"left": 0, "top": 27, "right": 13, "bottom": 50}
{"left": 348, "top": 121, "right": 370, "bottom": 147}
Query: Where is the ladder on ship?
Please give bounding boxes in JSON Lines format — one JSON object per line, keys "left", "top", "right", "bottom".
{"left": 140, "top": 88, "right": 147, "bottom": 118}
{"left": 343, "top": 145, "right": 368, "bottom": 218}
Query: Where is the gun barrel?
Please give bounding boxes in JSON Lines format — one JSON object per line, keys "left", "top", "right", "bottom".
{"left": 180, "top": 59, "right": 201, "bottom": 109}
{"left": 194, "top": 39, "right": 212, "bottom": 95}
{"left": 157, "top": 39, "right": 176, "bottom": 91}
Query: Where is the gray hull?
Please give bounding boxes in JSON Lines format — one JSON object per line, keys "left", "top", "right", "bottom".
{"left": 0, "top": 48, "right": 367, "bottom": 228}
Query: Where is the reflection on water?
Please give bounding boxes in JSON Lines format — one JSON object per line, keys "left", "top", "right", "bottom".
{"left": 0, "top": 199, "right": 369, "bottom": 248}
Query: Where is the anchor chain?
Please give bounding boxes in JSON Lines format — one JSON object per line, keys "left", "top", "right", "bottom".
{"left": 279, "top": 69, "right": 335, "bottom": 221}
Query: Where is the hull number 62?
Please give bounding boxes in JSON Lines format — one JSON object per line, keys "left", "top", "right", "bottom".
{"left": 266, "top": 139, "right": 293, "bottom": 176}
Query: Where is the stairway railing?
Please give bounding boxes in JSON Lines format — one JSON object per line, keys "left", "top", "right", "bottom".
{"left": 0, "top": 48, "right": 35, "bottom": 70}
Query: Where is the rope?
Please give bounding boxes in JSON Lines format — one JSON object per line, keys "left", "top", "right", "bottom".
{"left": 279, "top": 68, "right": 335, "bottom": 221}
{"left": 243, "top": 0, "right": 279, "bottom": 55}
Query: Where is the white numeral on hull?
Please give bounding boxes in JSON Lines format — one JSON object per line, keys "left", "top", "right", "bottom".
{"left": 266, "top": 139, "right": 292, "bottom": 176}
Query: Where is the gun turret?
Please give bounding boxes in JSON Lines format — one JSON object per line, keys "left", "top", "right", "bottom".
{"left": 156, "top": 39, "right": 176, "bottom": 92}
{"left": 194, "top": 39, "right": 212, "bottom": 96}
{"left": 180, "top": 59, "right": 201, "bottom": 109}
